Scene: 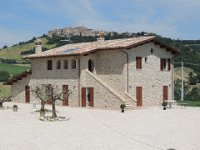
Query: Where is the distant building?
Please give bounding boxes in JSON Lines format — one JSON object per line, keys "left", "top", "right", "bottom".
{"left": 47, "top": 26, "right": 101, "bottom": 37}
{"left": 4, "top": 36, "right": 179, "bottom": 109}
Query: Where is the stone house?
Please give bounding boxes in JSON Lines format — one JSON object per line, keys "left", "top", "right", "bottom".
{"left": 4, "top": 36, "right": 179, "bottom": 109}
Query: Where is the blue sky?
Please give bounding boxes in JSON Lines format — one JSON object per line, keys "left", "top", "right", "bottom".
{"left": 0, "top": 0, "right": 200, "bottom": 47}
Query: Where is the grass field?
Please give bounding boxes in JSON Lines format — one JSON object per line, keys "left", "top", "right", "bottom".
{"left": 177, "top": 100, "right": 200, "bottom": 107}
{"left": 0, "top": 63, "right": 30, "bottom": 76}
{"left": 0, "top": 82, "right": 11, "bottom": 97}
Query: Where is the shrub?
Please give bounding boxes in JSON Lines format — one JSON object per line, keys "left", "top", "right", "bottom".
{"left": 0, "top": 71, "right": 10, "bottom": 82}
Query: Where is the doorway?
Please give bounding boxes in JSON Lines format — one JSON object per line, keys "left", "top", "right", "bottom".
{"left": 136, "top": 86, "right": 142, "bottom": 107}
{"left": 163, "top": 86, "right": 168, "bottom": 101}
{"left": 82, "top": 87, "right": 94, "bottom": 107}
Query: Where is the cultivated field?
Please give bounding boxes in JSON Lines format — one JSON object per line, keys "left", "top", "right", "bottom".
{"left": 0, "top": 103, "right": 199, "bottom": 150}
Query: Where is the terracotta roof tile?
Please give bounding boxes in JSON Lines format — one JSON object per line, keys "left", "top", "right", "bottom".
{"left": 23, "top": 36, "right": 177, "bottom": 59}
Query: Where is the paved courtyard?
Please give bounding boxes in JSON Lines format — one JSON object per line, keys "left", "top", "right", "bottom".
{"left": 0, "top": 102, "right": 199, "bottom": 150}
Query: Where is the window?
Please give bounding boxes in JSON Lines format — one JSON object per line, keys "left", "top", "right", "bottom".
{"left": 136, "top": 57, "right": 142, "bottom": 69}
{"left": 64, "top": 60, "right": 68, "bottom": 69}
{"left": 145, "top": 57, "right": 147, "bottom": 63}
{"left": 71, "top": 59, "right": 76, "bottom": 69}
{"left": 151, "top": 48, "right": 154, "bottom": 54}
{"left": 47, "top": 60, "right": 52, "bottom": 70}
{"left": 88, "top": 59, "right": 94, "bottom": 72}
{"left": 56, "top": 60, "right": 61, "bottom": 69}
{"left": 160, "top": 58, "right": 171, "bottom": 71}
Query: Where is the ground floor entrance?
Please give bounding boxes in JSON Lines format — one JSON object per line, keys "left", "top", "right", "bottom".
{"left": 136, "top": 86, "right": 142, "bottom": 107}
{"left": 82, "top": 87, "right": 94, "bottom": 107}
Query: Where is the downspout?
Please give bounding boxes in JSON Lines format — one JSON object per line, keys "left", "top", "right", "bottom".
{"left": 120, "top": 50, "right": 129, "bottom": 93}
{"left": 172, "top": 57, "right": 174, "bottom": 100}
{"left": 76, "top": 56, "right": 81, "bottom": 107}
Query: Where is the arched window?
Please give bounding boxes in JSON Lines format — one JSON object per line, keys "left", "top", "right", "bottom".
{"left": 56, "top": 60, "right": 61, "bottom": 69}
{"left": 71, "top": 59, "right": 76, "bottom": 69}
{"left": 88, "top": 59, "right": 94, "bottom": 72}
{"left": 64, "top": 60, "right": 68, "bottom": 69}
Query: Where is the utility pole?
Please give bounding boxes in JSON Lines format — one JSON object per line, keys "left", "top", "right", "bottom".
{"left": 181, "top": 61, "right": 184, "bottom": 101}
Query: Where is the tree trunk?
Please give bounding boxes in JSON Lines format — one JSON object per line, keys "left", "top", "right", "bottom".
{"left": 0, "top": 102, "right": 3, "bottom": 108}
{"left": 41, "top": 101, "right": 45, "bottom": 111}
{"left": 40, "top": 101, "right": 46, "bottom": 117}
{"left": 52, "top": 100, "right": 57, "bottom": 118}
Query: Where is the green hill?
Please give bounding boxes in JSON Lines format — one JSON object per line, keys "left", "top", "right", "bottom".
{"left": 0, "top": 36, "right": 56, "bottom": 62}
{"left": 0, "top": 31, "right": 200, "bottom": 101}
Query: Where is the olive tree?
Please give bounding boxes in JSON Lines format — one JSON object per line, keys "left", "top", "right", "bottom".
{"left": 32, "top": 84, "right": 71, "bottom": 118}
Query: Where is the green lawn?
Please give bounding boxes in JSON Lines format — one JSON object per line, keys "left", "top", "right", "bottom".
{"left": 0, "top": 82, "right": 11, "bottom": 97}
{"left": 177, "top": 100, "right": 200, "bottom": 107}
{"left": 0, "top": 63, "right": 30, "bottom": 76}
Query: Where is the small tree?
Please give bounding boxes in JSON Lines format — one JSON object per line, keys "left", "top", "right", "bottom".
{"left": 32, "top": 84, "right": 71, "bottom": 118}
{"left": 46, "top": 84, "right": 71, "bottom": 118}
{"left": 31, "top": 85, "right": 49, "bottom": 116}
{"left": 2, "top": 45, "right": 8, "bottom": 49}
{"left": 0, "top": 96, "right": 12, "bottom": 108}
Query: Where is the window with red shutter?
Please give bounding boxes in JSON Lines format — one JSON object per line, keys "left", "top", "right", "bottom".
{"left": 161, "top": 58, "right": 171, "bottom": 71}
{"left": 136, "top": 57, "right": 142, "bottom": 69}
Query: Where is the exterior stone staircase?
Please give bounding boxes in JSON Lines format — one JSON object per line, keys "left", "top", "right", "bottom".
{"left": 85, "top": 70, "right": 137, "bottom": 108}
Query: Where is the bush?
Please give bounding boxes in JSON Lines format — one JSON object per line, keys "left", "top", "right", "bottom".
{"left": 120, "top": 104, "right": 126, "bottom": 109}
{"left": 0, "top": 71, "right": 10, "bottom": 82}
{"left": 2, "top": 45, "right": 8, "bottom": 49}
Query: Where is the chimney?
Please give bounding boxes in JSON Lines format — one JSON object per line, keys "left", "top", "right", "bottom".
{"left": 97, "top": 32, "right": 105, "bottom": 47}
{"left": 35, "top": 39, "right": 42, "bottom": 54}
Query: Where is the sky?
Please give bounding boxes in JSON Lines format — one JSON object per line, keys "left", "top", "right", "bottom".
{"left": 0, "top": 0, "right": 200, "bottom": 47}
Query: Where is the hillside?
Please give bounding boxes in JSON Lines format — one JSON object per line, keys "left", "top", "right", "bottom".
{"left": 0, "top": 36, "right": 56, "bottom": 62}
{"left": 0, "top": 30, "right": 200, "bottom": 101}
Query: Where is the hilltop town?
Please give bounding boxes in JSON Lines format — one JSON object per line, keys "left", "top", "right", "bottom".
{"left": 47, "top": 26, "right": 109, "bottom": 37}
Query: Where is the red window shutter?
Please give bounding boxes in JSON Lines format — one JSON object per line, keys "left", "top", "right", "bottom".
{"left": 136, "top": 57, "right": 142, "bottom": 69}
{"left": 63, "top": 85, "right": 68, "bottom": 106}
{"left": 89, "top": 88, "right": 94, "bottom": 107}
{"left": 25, "top": 86, "right": 30, "bottom": 103}
{"left": 82, "top": 88, "right": 86, "bottom": 107}
{"left": 168, "top": 58, "right": 171, "bottom": 70}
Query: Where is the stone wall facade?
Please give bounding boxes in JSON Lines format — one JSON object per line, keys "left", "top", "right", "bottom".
{"left": 11, "top": 42, "right": 174, "bottom": 108}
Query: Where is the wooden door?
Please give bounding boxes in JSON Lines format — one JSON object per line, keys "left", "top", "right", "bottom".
{"left": 82, "top": 88, "right": 86, "bottom": 107}
{"left": 163, "top": 86, "right": 168, "bottom": 101}
{"left": 25, "top": 86, "right": 30, "bottom": 103}
{"left": 89, "top": 87, "right": 94, "bottom": 107}
{"left": 136, "top": 86, "right": 142, "bottom": 107}
{"left": 63, "top": 85, "right": 68, "bottom": 106}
